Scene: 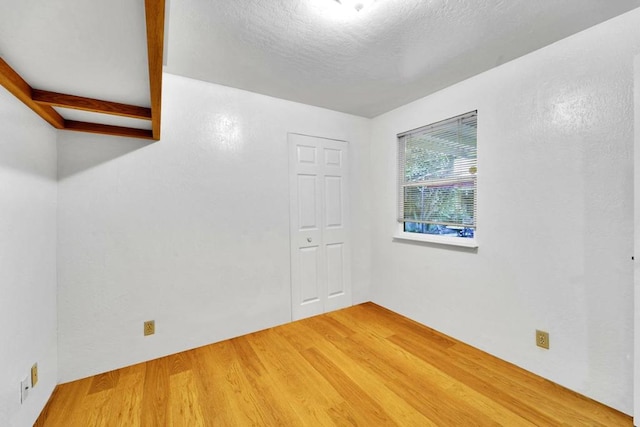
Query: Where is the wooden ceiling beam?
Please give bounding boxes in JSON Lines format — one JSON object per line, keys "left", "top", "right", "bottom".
{"left": 145, "top": 0, "right": 165, "bottom": 141}
{"left": 64, "top": 120, "right": 154, "bottom": 140}
{"left": 1, "top": 2, "right": 164, "bottom": 141}
{"left": 144, "top": 0, "right": 165, "bottom": 140}
{"left": 32, "top": 89, "right": 152, "bottom": 120}
{"left": 0, "top": 57, "right": 65, "bottom": 129}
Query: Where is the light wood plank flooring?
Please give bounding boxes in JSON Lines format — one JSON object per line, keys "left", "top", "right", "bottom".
{"left": 35, "top": 303, "right": 631, "bottom": 426}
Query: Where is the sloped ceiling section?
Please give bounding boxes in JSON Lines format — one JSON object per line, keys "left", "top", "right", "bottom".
{"left": 165, "top": 0, "right": 640, "bottom": 118}
{"left": 0, "top": 0, "right": 165, "bottom": 140}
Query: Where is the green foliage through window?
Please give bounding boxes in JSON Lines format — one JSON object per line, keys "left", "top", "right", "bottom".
{"left": 397, "top": 111, "right": 477, "bottom": 238}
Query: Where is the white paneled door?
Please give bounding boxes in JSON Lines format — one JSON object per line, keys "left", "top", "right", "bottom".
{"left": 289, "top": 134, "right": 351, "bottom": 321}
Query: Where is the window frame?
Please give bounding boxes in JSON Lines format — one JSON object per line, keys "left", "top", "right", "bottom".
{"left": 394, "top": 111, "right": 478, "bottom": 248}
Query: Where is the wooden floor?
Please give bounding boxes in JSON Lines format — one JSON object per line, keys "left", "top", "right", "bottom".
{"left": 35, "top": 303, "right": 631, "bottom": 426}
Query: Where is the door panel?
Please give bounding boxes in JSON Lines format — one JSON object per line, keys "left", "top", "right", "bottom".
{"left": 290, "top": 133, "right": 351, "bottom": 321}
{"left": 299, "top": 247, "right": 320, "bottom": 303}
{"left": 324, "top": 148, "right": 342, "bottom": 167}
{"left": 320, "top": 138, "right": 350, "bottom": 313}
{"left": 326, "top": 243, "right": 345, "bottom": 297}
{"left": 324, "top": 176, "right": 343, "bottom": 228}
{"left": 297, "top": 145, "right": 317, "bottom": 165}
{"left": 290, "top": 136, "right": 324, "bottom": 320}
{"left": 297, "top": 175, "right": 318, "bottom": 229}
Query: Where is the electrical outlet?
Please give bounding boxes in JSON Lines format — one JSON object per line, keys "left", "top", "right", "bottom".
{"left": 20, "top": 376, "right": 30, "bottom": 403}
{"left": 31, "top": 363, "right": 38, "bottom": 387}
{"left": 144, "top": 320, "right": 155, "bottom": 336}
{"left": 536, "top": 330, "right": 550, "bottom": 349}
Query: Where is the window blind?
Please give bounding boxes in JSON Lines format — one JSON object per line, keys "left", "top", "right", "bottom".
{"left": 397, "top": 111, "right": 477, "bottom": 234}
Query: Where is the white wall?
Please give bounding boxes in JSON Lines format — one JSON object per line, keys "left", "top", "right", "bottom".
{"left": 634, "top": 53, "right": 640, "bottom": 423}
{"left": 370, "top": 9, "right": 640, "bottom": 414}
{"left": 0, "top": 88, "right": 58, "bottom": 426}
{"left": 57, "top": 73, "right": 371, "bottom": 382}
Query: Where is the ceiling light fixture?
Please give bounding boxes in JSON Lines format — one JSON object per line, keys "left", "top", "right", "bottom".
{"left": 334, "top": 0, "right": 375, "bottom": 12}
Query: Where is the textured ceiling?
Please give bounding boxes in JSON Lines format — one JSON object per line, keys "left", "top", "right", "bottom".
{"left": 165, "top": 0, "right": 640, "bottom": 117}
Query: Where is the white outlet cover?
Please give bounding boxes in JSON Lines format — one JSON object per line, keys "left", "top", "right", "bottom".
{"left": 20, "top": 376, "right": 30, "bottom": 403}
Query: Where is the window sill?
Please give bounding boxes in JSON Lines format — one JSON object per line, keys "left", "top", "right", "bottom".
{"left": 393, "top": 231, "right": 478, "bottom": 248}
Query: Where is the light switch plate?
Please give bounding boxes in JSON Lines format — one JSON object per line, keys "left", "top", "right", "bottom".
{"left": 20, "top": 376, "right": 29, "bottom": 403}
{"left": 536, "top": 330, "right": 550, "bottom": 349}
{"left": 144, "top": 320, "right": 155, "bottom": 336}
{"left": 31, "top": 363, "right": 38, "bottom": 387}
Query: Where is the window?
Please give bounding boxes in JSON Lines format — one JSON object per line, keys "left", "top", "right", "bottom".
{"left": 396, "top": 111, "right": 477, "bottom": 247}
